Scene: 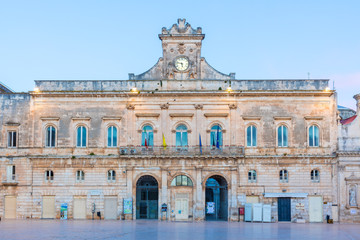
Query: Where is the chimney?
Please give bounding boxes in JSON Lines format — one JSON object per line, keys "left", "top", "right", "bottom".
{"left": 354, "top": 94, "right": 360, "bottom": 115}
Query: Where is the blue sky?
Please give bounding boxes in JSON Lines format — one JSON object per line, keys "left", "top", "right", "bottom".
{"left": 0, "top": 0, "right": 359, "bottom": 109}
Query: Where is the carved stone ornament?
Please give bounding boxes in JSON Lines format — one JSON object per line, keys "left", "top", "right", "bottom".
{"left": 228, "top": 104, "right": 237, "bottom": 109}
{"left": 178, "top": 43, "right": 186, "bottom": 54}
{"left": 338, "top": 165, "right": 346, "bottom": 172}
{"left": 160, "top": 103, "right": 170, "bottom": 110}
{"left": 194, "top": 104, "right": 203, "bottom": 110}
{"left": 349, "top": 185, "right": 357, "bottom": 207}
{"left": 126, "top": 104, "right": 135, "bottom": 110}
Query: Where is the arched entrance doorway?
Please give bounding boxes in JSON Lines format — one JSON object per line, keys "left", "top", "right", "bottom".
{"left": 136, "top": 175, "right": 159, "bottom": 219}
{"left": 205, "top": 175, "right": 228, "bottom": 221}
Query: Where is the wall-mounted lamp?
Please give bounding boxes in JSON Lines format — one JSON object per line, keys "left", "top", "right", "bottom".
{"left": 226, "top": 87, "right": 232, "bottom": 92}
{"left": 34, "top": 87, "right": 40, "bottom": 93}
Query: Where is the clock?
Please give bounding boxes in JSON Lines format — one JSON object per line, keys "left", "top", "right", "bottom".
{"left": 174, "top": 57, "right": 189, "bottom": 71}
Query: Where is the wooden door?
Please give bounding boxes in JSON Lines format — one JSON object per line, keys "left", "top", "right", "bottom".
{"left": 175, "top": 198, "right": 189, "bottom": 221}
{"left": 309, "top": 196, "right": 323, "bottom": 222}
{"left": 73, "top": 197, "right": 86, "bottom": 219}
{"left": 42, "top": 196, "right": 55, "bottom": 219}
{"left": 278, "top": 197, "right": 291, "bottom": 221}
{"left": 4, "top": 196, "right": 16, "bottom": 219}
{"left": 104, "top": 197, "right": 117, "bottom": 220}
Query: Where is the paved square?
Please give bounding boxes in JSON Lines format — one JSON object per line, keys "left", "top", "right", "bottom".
{"left": 0, "top": 220, "right": 360, "bottom": 240}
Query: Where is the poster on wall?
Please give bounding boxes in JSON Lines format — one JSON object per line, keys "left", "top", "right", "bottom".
{"left": 123, "top": 198, "right": 133, "bottom": 214}
{"left": 206, "top": 202, "right": 215, "bottom": 214}
{"left": 60, "top": 203, "right": 68, "bottom": 220}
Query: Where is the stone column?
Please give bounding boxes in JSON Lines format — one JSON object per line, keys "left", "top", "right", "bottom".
{"left": 160, "top": 103, "right": 169, "bottom": 146}
{"left": 229, "top": 104, "right": 237, "bottom": 146}
{"left": 194, "top": 104, "right": 203, "bottom": 146}
{"left": 195, "top": 166, "right": 204, "bottom": 220}
{"left": 126, "top": 104, "right": 135, "bottom": 146}
{"left": 230, "top": 168, "right": 238, "bottom": 221}
{"left": 125, "top": 167, "right": 134, "bottom": 220}
{"left": 161, "top": 167, "right": 168, "bottom": 220}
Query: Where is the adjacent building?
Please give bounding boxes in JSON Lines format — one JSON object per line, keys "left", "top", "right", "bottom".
{"left": 0, "top": 19, "right": 358, "bottom": 223}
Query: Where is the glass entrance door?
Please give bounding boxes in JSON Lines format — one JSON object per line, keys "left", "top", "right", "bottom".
{"left": 205, "top": 175, "right": 228, "bottom": 221}
{"left": 136, "top": 175, "right": 158, "bottom": 219}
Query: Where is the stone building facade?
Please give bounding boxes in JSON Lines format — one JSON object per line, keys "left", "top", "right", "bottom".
{"left": 0, "top": 19, "right": 356, "bottom": 223}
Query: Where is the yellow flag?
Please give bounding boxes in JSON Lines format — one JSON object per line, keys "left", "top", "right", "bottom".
{"left": 162, "top": 133, "right": 167, "bottom": 149}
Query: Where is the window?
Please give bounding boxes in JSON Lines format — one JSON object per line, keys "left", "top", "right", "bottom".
{"left": 76, "top": 126, "right": 87, "bottom": 147}
{"left": 280, "top": 169, "right": 288, "bottom": 183}
{"left": 46, "top": 126, "right": 56, "bottom": 147}
{"left": 6, "top": 165, "right": 16, "bottom": 181}
{"left": 246, "top": 125, "right": 257, "bottom": 147}
{"left": 8, "top": 131, "right": 17, "bottom": 148}
{"left": 248, "top": 170, "right": 257, "bottom": 183}
{"left": 210, "top": 125, "right": 222, "bottom": 147}
{"left": 107, "top": 126, "right": 117, "bottom": 147}
{"left": 107, "top": 170, "right": 116, "bottom": 182}
{"left": 45, "top": 170, "right": 54, "bottom": 182}
{"left": 277, "top": 125, "right": 288, "bottom": 147}
{"left": 311, "top": 170, "right": 320, "bottom": 183}
{"left": 76, "top": 170, "right": 85, "bottom": 182}
{"left": 176, "top": 124, "right": 188, "bottom": 147}
{"left": 309, "top": 125, "right": 319, "bottom": 147}
{"left": 171, "top": 175, "right": 193, "bottom": 186}
{"left": 141, "top": 125, "right": 154, "bottom": 147}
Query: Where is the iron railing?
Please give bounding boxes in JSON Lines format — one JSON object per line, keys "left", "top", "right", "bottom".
{"left": 2, "top": 174, "right": 18, "bottom": 184}
{"left": 119, "top": 146, "right": 244, "bottom": 156}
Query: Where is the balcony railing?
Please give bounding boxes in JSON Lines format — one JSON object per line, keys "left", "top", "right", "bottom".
{"left": 119, "top": 146, "right": 244, "bottom": 157}
{"left": 2, "top": 174, "right": 18, "bottom": 186}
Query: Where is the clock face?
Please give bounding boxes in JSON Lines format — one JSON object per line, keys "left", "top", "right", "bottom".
{"left": 174, "top": 57, "right": 189, "bottom": 71}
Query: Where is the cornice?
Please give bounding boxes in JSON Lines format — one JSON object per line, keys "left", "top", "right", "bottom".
{"left": 30, "top": 91, "right": 334, "bottom": 98}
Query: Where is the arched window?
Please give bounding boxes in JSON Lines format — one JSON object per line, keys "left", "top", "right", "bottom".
{"left": 46, "top": 126, "right": 56, "bottom": 147}
{"left": 280, "top": 169, "right": 288, "bottom": 183}
{"left": 311, "top": 170, "right": 320, "bottom": 183}
{"left": 278, "top": 125, "right": 288, "bottom": 147}
{"left": 107, "top": 170, "right": 116, "bottom": 182}
{"left": 107, "top": 126, "right": 117, "bottom": 147}
{"left": 76, "top": 126, "right": 87, "bottom": 147}
{"left": 141, "top": 125, "right": 154, "bottom": 147}
{"left": 45, "top": 170, "right": 54, "bottom": 182}
{"left": 248, "top": 170, "right": 257, "bottom": 183}
{"left": 210, "top": 125, "right": 222, "bottom": 147}
{"left": 176, "top": 125, "right": 188, "bottom": 147}
{"left": 309, "top": 125, "right": 319, "bottom": 147}
{"left": 76, "top": 170, "right": 85, "bottom": 182}
{"left": 247, "top": 125, "right": 257, "bottom": 147}
{"left": 171, "top": 175, "right": 193, "bottom": 186}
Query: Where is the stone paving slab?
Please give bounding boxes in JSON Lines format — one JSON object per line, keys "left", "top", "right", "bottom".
{"left": 0, "top": 220, "right": 360, "bottom": 240}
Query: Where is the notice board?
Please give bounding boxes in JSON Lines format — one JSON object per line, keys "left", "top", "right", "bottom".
{"left": 123, "top": 198, "right": 133, "bottom": 214}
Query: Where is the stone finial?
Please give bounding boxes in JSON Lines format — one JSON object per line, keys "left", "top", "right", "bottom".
{"left": 178, "top": 18, "right": 186, "bottom": 29}
{"left": 194, "top": 104, "right": 203, "bottom": 110}
{"left": 354, "top": 94, "right": 360, "bottom": 114}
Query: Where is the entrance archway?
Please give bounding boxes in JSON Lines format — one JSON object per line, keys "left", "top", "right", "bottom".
{"left": 136, "top": 175, "right": 159, "bottom": 219}
{"left": 205, "top": 175, "right": 228, "bottom": 221}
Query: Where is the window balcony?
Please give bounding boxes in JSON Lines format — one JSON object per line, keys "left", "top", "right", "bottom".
{"left": 2, "top": 174, "right": 18, "bottom": 186}
{"left": 119, "top": 146, "right": 244, "bottom": 157}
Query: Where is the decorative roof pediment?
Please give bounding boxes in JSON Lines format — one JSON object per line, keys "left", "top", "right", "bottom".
{"left": 161, "top": 18, "right": 202, "bottom": 36}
